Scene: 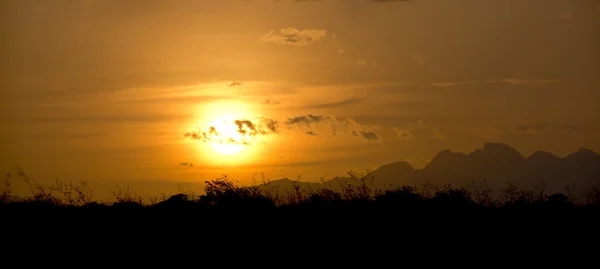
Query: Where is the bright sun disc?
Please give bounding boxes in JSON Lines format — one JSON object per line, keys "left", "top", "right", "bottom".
{"left": 209, "top": 115, "right": 246, "bottom": 155}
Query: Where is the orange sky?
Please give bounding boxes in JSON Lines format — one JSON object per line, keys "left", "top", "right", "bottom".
{"left": 1, "top": 0, "right": 599, "bottom": 201}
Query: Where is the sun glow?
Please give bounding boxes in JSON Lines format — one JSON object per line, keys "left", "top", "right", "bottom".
{"left": 208, "top": 115, "right": 249, "bottom": 155}
{"left": 188, "top": 99, "right": 272, "bottom": 164}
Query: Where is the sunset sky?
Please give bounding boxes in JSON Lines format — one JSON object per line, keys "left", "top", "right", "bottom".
{"left": 2, "top": 0, "right": 599, "bottom": 200}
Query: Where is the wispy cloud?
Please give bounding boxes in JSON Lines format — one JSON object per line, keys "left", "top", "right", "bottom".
{"left": 30, "top": 114, "right": 189, "bottom": 123}
{"left": 394, "top": 120, "right": 446, "bottom": 141}
{"left": 304, "top": 97, "right": 366, "bottom": 109}
{"left": 431, "top": 78, "right": 560, "bottom": 87}
{"left": 261, "top": 27, "right": 327, "bottom": 46}
{"left": 430, "top": 82, "right": 458, "bottom": 87}
{"left": 394, "top": 127, "right": 415, "bottom": 140}
{"left": 227, "top": 80, "right": 243, "bottom": 87}
{"left": 286, "top": 114, "right": 380, "bottom": 141}
{"left": 502, "top": 78, "right": 560, "bottom": 85}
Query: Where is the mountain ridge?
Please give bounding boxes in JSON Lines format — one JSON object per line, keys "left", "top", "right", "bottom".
{"left": 256, "top": 143, "right": 600, "bottom": 195}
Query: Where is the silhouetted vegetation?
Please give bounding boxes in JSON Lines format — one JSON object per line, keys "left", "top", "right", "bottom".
{"left": 2, "top": 169, "right": 600, "bottom": 213}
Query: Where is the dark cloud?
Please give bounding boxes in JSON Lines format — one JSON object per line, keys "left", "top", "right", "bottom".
{"left": 361, "top": 131, "right": 379, "bottom": 141}
{"left": 306, "top": 131, "right": 318, "bottom": 136}
{"left": 305, "top": 97, "right": 366, "bottom": 109}
{"left": 179, "top": 162, "right": 193, "bottom": 167}
{"left": 286, "top": 114, "right": 331, "bottom": 126}
{"left": 227, "top": 80, "right": 243, "bottom": 87}
{"left": 234, "top": 118, "right": 279, "bottom": 136}
{"left": 185, "top": 117, "right": 278, "bottom": 145}
{"left": 352, "top": 130, "right": 380, "bottom": 141}
{"left": 260, "top": 118, "right": 280, "bottom": 134}
{"left": 184, "top": 126, "right": 220, "bottom": 142}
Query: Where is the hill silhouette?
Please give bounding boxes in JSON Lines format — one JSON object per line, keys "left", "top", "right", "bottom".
{"left": 257, "top": 143, "right": 600, "bottom": 196}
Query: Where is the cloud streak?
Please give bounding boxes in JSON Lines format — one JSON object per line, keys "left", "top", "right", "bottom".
{"left": 227, "top": 80, "right": 243, "bottom": 87}
{"left": 261, "top": 27, "right": 327, "bottom": 46}
{"left": 304, "top": 97, "right": 366, "bottom": 109}
{"left": 431, "top": 78, "right": 560, "bottom": 87}
{"left": 394, "top": 120, "right": 446, "bottom": 141}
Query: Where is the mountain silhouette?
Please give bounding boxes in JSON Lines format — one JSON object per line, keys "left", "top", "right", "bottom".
{"left": 255, "top": 143, "right": 600, "bottom": 195}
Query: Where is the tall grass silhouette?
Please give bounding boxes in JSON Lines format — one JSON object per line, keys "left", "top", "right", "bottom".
{"left": 2, "top": 165, "right": 599, "bottom": 211}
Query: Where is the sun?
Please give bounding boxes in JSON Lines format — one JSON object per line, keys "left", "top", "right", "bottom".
{"left": 208, "top": 115, "right": 248, "bottom": 155}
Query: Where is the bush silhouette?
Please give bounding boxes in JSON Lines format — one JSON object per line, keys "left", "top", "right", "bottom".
{"left": 1, "top": 168, "right": 599, "bottom": 212}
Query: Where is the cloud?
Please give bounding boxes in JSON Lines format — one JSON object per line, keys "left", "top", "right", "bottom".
{"left": 179, "top": 162, "right": 193, "bottom": 167}
{"left": 30, "top": 113, "right": 189, "bottom": 123}
{"left": 185, "top": 117, "right": 278, "bottom": 145}
{"left": 227, "top": 80, "right": 243, "bottom": 87}
{"left": 285, "top": 114, "right": 332, "bottom": 126}
{"left": 353, "top": 131, "right": 379, "bottom": 141}
{"left": 184, "top": 126, "right": 220, "bottom": 143}
{"left": 394, "top": 120, "right": 446, "bottom": 141}
{"left": 394, "top": 127, "right": 415, "bottom": 140}
{"left": 304, "top": 97, "right": 366, "bottom": 109}
{"left": 261, "top": 27, "right": 327, "bottom": 46}
{"left": 235, "top": 118, "right": 279, "bottom": 136}
{"left": 430, "top": 82, "right": 457, "bottom": 87}
{"left": 431, "top": 78, "right": 559, "bottom": 87}
{"left": 286, "top": 114, "right": 379, "bottom": 141}
{"left": 306, "top": 131, "right": 318, "bottom": 136}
